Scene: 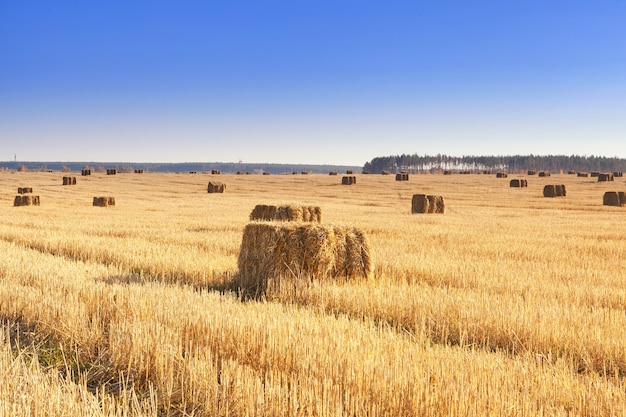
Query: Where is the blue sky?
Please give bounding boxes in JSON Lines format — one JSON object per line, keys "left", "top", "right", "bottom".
{"left": 1, "top": 1, "right": 625, "bottom": 166}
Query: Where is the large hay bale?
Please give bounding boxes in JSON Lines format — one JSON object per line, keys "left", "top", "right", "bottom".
{"left": 614, "top": 171, "right": 624, "bottom": 178}
{"left": 17, "top": 187, "right": 33, "bottom": 194}
{"left": 411, "top": 194, "right": 445, "bottom": 214}
{"left": 249, "top": 204, "right": 322, "bottom": 222}
{"left": 598, "top": 173, "right": 614, "bottom": 182}
{"left": 81, "top": 169, "right": 91, "bottom": 176}
{"left": 543, "top": 184, "right": 566, "bottom": 197}
{"left": 341, "top": 176, "right": 356, "bottom": 185}
{"left": 93, "top": 197, "right": 115, "bottom": 207}
{"left": 14, "top": 195, "right": 40, "bottom": 206}
{"left": 509, "top": 179, "right": 528, "bottom": 187}
{"left": 62, "top": 176, "right": 77, "bottom": 185}
{"left": 107, "top": 169, "right": 117, "bottom": 175}
{"left": 237, "top": 222, "right": 372, "bottom": 295}
{"left": 395, "top": 173, "right": 409, "bottom": 181}
{"left": 208, "top": 182, "right": 225, "bottom": 193}
{"left": 603, "top": 191, "right": 623, "bottom": 207}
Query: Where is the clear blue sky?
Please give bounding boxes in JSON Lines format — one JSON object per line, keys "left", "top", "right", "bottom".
{"left": 1, "top": 1, "right": 625, "bottom": 166}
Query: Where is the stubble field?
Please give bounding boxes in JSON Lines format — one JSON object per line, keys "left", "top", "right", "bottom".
{"left": 0, "top": 169, "right": 625, "bottom": 416}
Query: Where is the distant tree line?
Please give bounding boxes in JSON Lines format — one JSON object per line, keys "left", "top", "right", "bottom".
{"left": 363, "top": 154, "right": 626, "bottom": 174}
{"left": 0, "top": 161, "right": 360, "bottom": 175}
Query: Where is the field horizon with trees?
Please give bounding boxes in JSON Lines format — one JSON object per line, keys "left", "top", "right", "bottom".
{"left": 0, "top": 169, "right": 625, "bottom": 416}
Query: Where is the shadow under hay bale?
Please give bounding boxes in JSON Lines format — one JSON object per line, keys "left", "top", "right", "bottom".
{"left": 208, "top": 182, "right": 225, "bottom": 193}
{"left": 17, "top": 187, "right": 33, "bottom": 194}
{"left": 93, "top": 197, "right": 115, "bottom": 207}
{"left": 14, "top": 195, "right": 40, "bottom": 206}
{"left": 603, "top": 191, "right": 626, "bottom": 207}
{"left": 543, "top": 184, "right": 566, "bottom": 198}
{"left": 236, "top": 222, "right": 372, "bottom": 298}
{"left": 249, "top": 204, "right": 322, "bottom": 222}
{"left": 411, "top": 194, "right": 445, "bottom": 214}
{"left": 509, "top": 179, "right": 528, "bottom": 188}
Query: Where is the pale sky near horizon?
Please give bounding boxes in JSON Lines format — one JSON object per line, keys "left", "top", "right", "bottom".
{"left": 1, "top": 1, "right": 625, "bottom": 166}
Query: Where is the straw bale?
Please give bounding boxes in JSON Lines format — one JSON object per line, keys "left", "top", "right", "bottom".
{"left": 598, "top": 173, "right": 614, "bottom": 182}
{"left": 510, "top": 179, "right": 528, "bottom": 188}
{"left": 496, "top": 172, "right": 508, "bottom": 178}
{"left": 62, "top": 176, "right": 77, "bottom": 185}
{"left": 395, "top": 173, "right": 409, "bottom": 181}
{"left": 250, "top": 204, "right": 321, "bottom": 222}
{"left": 591, "top": 172, "right": 600, "bottom": 177}
{"left": 577, "top": 172, "right": 589, "bottom": 177}
{"left": 93, "top": 197, "right": 115, "bottom": 207}
{"left": 211, "top": 170, "right": 221, "bottom": 174}
{"left": 81, "top": 169, "right": 91, "bottom": 176}
{"left": 17, "top": 187, "right": 33, "bottom": 194}
{"left": 614, "top": 171, "right": 624, "bottom": 178}
{"left": 538, "top": 171, "right": 550, "bottom": 177}
{"left": 208, "top": 182, "right": 226, "bottom": 193}
{"left": 329, "top": 171, "right": 338, "bottom": 175}
{"left": 342, "top": 176, "right": 356, "bottom": 185}
{"left": 107, "top": 169, "right": 117, "bottom": 175}
{"left": 237, "top": 222, "right": 371, "bottom": 295}
{"left": 527, "top": 170, "right": 536, "bottom": 175}
{"left": 412, "top": 194, "right": 444, "bottom": 214}
{"left": 14, "top": 195, "right": 40, "bottom": 206}
{"left": 543, "top": 185, "right": 566, "bottom": 197}
{"left": 603, "top": 192, "right": 622, "bottom": 207}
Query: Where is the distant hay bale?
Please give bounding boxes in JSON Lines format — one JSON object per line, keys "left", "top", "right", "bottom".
{"left": 509, "top": 179, "right": 528, "bottom": 187}
{"left": 538, "top": 171, "right": 551, "bottom": 177}
{"left": 443, "top": 170, "right": 452, "bottom": 175}
{"left": 211, "top": 170, "right": 221, "bottom": 174}
{"left": 543, "top": 184, "right": 566, "bottom": 197}
{"left": 411, "top": 194, "right": 445, "bottom": 214}
{"left": 527, "top": 170, "right": 536, "bottom": 175}
{"left": 14, "top": 195, "right": 40, "bottom": 206}
{"left": 250, "top": 204, "right": 322, "bottom": 222}
{"left": 342, "top": 176, "right": 356, "bottom": 185}
{"left": 614, "top": 171, "right": 624, "bottom": 178}
{"left": 567, "top": 170, "right": 576, "bottom": 175}
{"left": 93, "top": 197, "right": 115, "bottom": 207}
{"left": 17, "top": 187, "right": 33, "bottom": 194}
{"left": 81, "top": 169, "right": 91, "bottom": 176}
{"left": 134, "top": 169, "right": 144, "bottom": 174}
{"left": 382, "top": 170, "right": 390, "bottom": 175}
{"left": 208, "top": 182, "right": 226, "bottom": 193}
{"left": 329, "top": 171, "right": 338, "bottom": 176}
{"left": 496, "top": 172, "right": 508, "bottom": 178}
{"left": 262, "top": 172, "right": 271, "bottom": 175}
{"left": 236, "top": 171, "right": 244, "bottom": 175}
{"left": 598, "top": 173, "right": 614, "bottom": 182}
{"left": 602, "top": 191, "right": 625, "bottom": 207}
{"left": 395, "top": 173, "right": 409, "bottom": 181}
{"left": 237, "top": 222, "right": 372, "bottom": 296}
{"left": 346, "top": 170, "right": 353, "bottom": 174}
{"left": 62, "top": 176, "right": 77, "bottom": 185}
{"left": 577, "top": 172, "right": 589, "bottom": 177}
{"left": 107, "top": 169, "right": 117, "bottom": 175}
{"left": 591, "top": 172, "right": 600, "bottom": 177}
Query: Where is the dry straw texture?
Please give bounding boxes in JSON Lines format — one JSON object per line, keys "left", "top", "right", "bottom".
{"left": 237, "top": 222, "right": 371, "bottom": 295}
{"left": 249, "top": 204, "right": 322, "bottom": 222}
{"left": 93, "top": 197, "right": 115, "bottom": 207}
{"left": 411, "top": 194, "right": 445, "bottom": 214}
{"left": 207, "top": 181, "right": 226, "bottom": 193}
{"left": 13, "top": 195, "right": 40, "bottom": 206}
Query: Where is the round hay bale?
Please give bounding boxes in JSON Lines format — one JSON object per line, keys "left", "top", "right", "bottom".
{"left": 208, "top": 182, "right": 225, "bottom": 193}
{"left": 411, "top": 194, "right": 429, "bottom": 213}
{"left": 543, "top": 185, "right": 557, "bottom": 197}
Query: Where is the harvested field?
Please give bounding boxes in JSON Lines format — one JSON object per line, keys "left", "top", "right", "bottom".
{"left": 0, "top": 171, "right": 625, "bottom": 416}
